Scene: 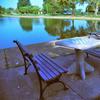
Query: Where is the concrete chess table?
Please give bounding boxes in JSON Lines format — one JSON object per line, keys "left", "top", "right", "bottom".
{"left": 51, "top": 36, "right": 100, "bottom": 80}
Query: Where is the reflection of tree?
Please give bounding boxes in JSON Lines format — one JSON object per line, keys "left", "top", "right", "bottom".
{"left": 95, "top": 21, "right": 100, "bottom": 31}
{"left": 86, "top": 20, "right": 100, "bottom": 33}
{"left": 44, "top": 19, "right": 88, "bottom": 39}
{"left": 97, "top": 22, "right": 100, "bottom": 30}
{"left": 19, "top": 18, "right": 33, "bottom": 31}
{"left": 77, "top": 27, "right": 87, "bottom": 36}
{"left": 69, "top": 20, "right": 77, "bottom": 37}
{"left": 44, "top": 19, "right": 65, "bottom": 36}
{"left": 68, "top": 20, "right": 87, "bottom": 38}
{"left": 86, "top": 20, "right": 96, "bottom": 32}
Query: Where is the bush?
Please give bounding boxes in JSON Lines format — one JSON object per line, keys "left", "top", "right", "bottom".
{"left": 18, "top": 6, "right": 40, "bottom": 14}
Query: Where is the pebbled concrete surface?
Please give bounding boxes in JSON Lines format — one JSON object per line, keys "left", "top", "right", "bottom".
{"left": 0, "top": 42, "right": 100, "bottom": 100}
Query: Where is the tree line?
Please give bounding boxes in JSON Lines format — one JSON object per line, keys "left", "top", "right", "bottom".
{"left": 0, "top": 0, "right": 40, "bottom": 15}
{"left": 43, "top": 0, "right": 100, "bottom": 16}
{"left": 0, "top": 0, "right": 100, "bottom": 16}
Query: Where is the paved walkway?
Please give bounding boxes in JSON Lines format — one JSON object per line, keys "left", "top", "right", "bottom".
{"left": 0, "top": 54, "right": 100, "bottom": 100}
{"left": 0, "top": 43, "right": 100, "bottom": 100}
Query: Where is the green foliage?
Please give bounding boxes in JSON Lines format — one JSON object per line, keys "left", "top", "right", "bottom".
{"left": 85, "top": 0, "right": 100, "bottom": 15}
{"left": 43, "top": 0, "right": 82, "bottom": 15}
{"left": 5, "top": 9, "right": 11, "bottom": 14}
{"left": 0, "top": 6, "right": 5, "bottom": 14}
{"left": 43, "top": 0, "right": 64, "bottom": 15}
{"left": 17, "top": 0, "right": 40, "bottom": 14}
{"left": 0, "top": 6, "right": 16, "bottom": 15}
{"left": 18, "top": 6, "right": 40, "bottom": 14}
{"left": 6, "top": 8, "right": 15, "bottom": 14}
{"left": 43, "top": 0, "right": 100, "bottom": 16}
{"left": 43, "top": 0, "right": 54, "bottom": 14}
{"left": 86, "top": 5, "right": 95, "bottom": 12}
{"left": 17, "top": 0, "right": 31, "bottom": 9}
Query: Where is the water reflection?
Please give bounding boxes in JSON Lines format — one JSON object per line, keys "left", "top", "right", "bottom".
{"left": 0, "top": 17, "right": 100, "bottom": 49}
{"left": 0, "top": 17, "right": 5, "bottom": 25}
{"left": 19, "top": 18, "right": 33, "bottom": 31}
{"left": 44, "top": 19, "right": 91, "bottom": 39}
{"left": 19, "top": 18, "right": 100, "bottom": 39}
{"left": 96, "top": 21, "right": 100, "bottom": 30}
{"left": 86, "top": 20, "right": 100, "bottom": 32}
{"left": 32, "top": 18, "right": 40, "bottom": 25}
{"left": 44, "top": 19, "right": 70, "bottom": 36}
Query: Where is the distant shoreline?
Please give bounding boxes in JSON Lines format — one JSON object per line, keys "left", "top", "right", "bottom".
{"left": 1, "top": 15, "right": 100, "bottom": 20}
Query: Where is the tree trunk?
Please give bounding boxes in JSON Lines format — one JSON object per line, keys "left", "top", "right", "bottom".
{"left": 95, "top": 4, "right": 98, "bottom": 16}
{"left": 72, "top": 8, "right": 75, "bottom": 16}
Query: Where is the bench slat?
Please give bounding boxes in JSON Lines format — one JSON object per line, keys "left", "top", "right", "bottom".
{"left": 39, "top": 71, "right": 49, "bottom": 81}
{"left": 35, "top": 54, "right": 60, "bottom": 75}
{"left": 35, "top": 62, "right": 53, "bottom": 80}
{"left": 34, "top": 55, "right": 59, "bottom": 76}
{"left": 44, "top": 53, "right": 68, "bottom": 71}
{"left": 39, "top": 53, "right": 67, "bottom": 73}
{"left": 38, "top": 53, "right": 62, "bottom": 73}
{"left": 37, "top": 62, "right": 52, "bottom": 80}
{"left": 34, "top": 55, "right": 58, "bottom": 80}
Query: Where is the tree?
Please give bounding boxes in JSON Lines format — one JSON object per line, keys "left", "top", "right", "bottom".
{"left": 18, "top": 6, "right": 40, "bottom": 14}
{"left": 67, "top": 0, "right": 84, "bottom": 16}
{"left": 85, "top": 0, "right": 100, "bottom": 15}
{"left": 43, "top": 0, "right": 94, "bottom": 15}
{"left": 58, "top": 0, "right": 87, "bottom": 15}
{"left": 43, "top": 0, "right": 55, "bottom": 14}
{"left": 92, "top": 0, "right": 100, "bottom": 15}
{"left": 43, "top": 0, "right": 64, "bottom": 15}
{"left": 0, "top": 6, "right": 5, "bottom": 14}
{"left": 17, "top": 0, "right": 31, "bottom": 9}
{"left": 86, "top": 5, "right": 95, "bottom": 13}
{"left": 69, "top": 0, "right": 76, "bottom": 15}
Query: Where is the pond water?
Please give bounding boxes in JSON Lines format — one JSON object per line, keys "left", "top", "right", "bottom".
{"left": 0, "top": 17, "right": 100, "bottom": 49}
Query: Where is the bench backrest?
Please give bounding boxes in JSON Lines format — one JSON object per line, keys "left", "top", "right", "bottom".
{"left": 13, "top": 40, "right": 40, "bottom": 74}
{"left": 13, "top": 40, "right": 32, "bottom": 57}
{"left": 14, "top": 40, "right": 26, "bottom": 57}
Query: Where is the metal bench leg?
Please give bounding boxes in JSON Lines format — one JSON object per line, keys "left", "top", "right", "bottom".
{"left": 24, "top": 58, "right": 30, "bottom": 75}
{"left": 39, "top": 81, "right": 58, "bottom": 100}
{"left": 39, "top": 80, "right": 68, "bottom": 100}
{"left": 39, "top": 78, "right": 44, "bottom": 100}
{"left": 39, "top": 83, "right": 44, "bottom": 100}
{"left": 24, "top": 58, "right": 28, "bottom": 75}
{"left": 39, "top": 85, "right": 45, "bottom": 100}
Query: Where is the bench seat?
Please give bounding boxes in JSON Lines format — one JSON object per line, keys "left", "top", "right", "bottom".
{"left": 34, "top": 53, "right": 67, "bottom": 81}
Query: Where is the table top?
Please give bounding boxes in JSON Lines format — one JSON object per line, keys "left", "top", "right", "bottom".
{"left": 52, "top": 36, "right": 100, "bottom": 50}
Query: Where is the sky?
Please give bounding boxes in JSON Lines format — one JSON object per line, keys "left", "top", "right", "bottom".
{"left": 76, "top": 2, "right": 88, "bottom": 12}
{"left": 0, "top": 0, "right": 43, "bottom": 9}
